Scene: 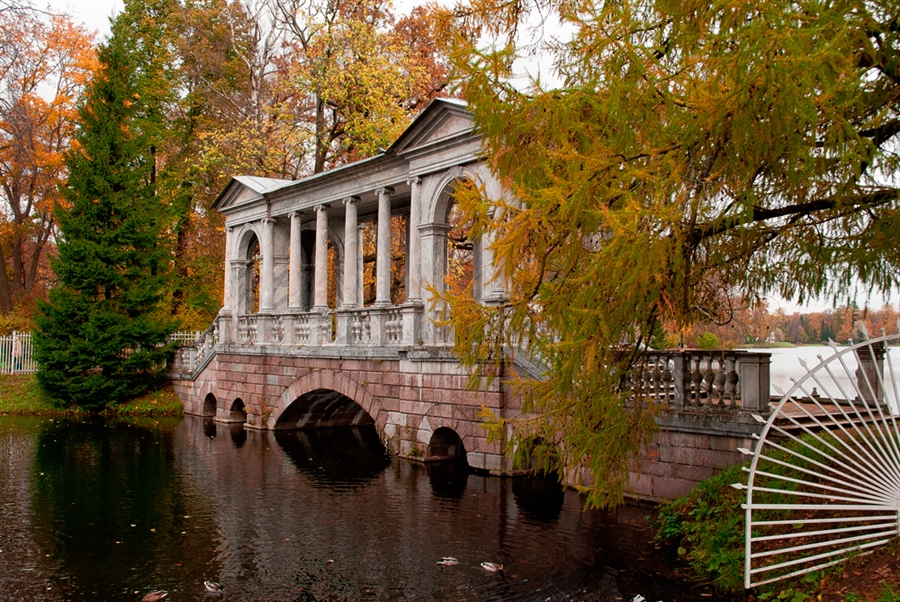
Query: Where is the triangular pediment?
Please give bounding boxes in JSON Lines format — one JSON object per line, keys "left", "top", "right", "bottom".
{"left": 389, "top": 98, "right": 474, "bottom": 154}
{"left": 213, "top": 176, "right": 293, "bottom": 211}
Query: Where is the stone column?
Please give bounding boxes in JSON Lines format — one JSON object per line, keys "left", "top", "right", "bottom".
{"left": 230, "top": 259, "right": 245, "bottom": 314}
{"left": 418, "top": 223, "right": 450, "bottom": 345}
{"left": 289, "top": 212, "right": 303, "bottom": 310}
{"left": 375, "top": 187, "right": 393, "bottom": 306}
{"left": 221, "top": 226, "right": 234, "bottom": 313}
{"left": 313, "top": 204, "right": 329, "bottom": 311}
{"left": 259, "top": 218, "right": 275, "bottom": 313}
{"left": 341, "top": 197, "right": 359, "bottom": 309}
{"left": 406, "top": 177, "right": 422, "bottom": 303}
{"left": 357, "top": 222, "right": 365, "bottom": 307}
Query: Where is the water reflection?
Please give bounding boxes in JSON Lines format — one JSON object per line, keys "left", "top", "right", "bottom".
{"left": 228, "top": 422, "right": 246, "bottom": 447}
{"left": 426, "top": 459, "right": 469, "bottom": 499}
{"left": 512, "top": 473, "right": 565, "bottom": 521}
{"left": 274, "top": 426, "right": 390, "bottom": 488}
{"left": 0, "top": 415, "right": 710, "bottom": 601}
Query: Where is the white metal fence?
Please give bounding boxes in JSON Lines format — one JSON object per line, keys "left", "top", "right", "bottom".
{"left": 0, "top": 331, "right": 35, "bottom": 374}
{"left": 0, "top": 330, "right": 201, "bottom": 376}
{"left": 167, "top": 331, "right": 202, "bottom": 346}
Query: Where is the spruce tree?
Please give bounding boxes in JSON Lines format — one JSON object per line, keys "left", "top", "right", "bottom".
{"left": 33, "top": 2, "right": 178, "bottom": 410}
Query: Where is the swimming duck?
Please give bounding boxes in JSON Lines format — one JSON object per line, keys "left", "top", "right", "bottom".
{"left": 480, "top": 561, "right": 503, "bottom": 572}
{"left": 204, "top": 580, "right": 222, "bottom": 594}
{"left": 142, "top": 591, "right": 168, "bottom": 602}
{"left": 436, "top": 557, "right": 459, "bottom": 567}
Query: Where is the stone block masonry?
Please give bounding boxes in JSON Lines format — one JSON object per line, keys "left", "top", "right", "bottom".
{"left": 170, "top": 351, "right": 513, "bottom": 473}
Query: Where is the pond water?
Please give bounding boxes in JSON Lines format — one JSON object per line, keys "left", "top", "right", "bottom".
{"left": 0, "top": 415, "right": 710, "bottom": 602}
{"left": 750, "top": 344, "right": 900, "bottom": 406}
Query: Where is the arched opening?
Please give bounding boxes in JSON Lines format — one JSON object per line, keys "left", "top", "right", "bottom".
{"left": 202, "top": 393, "right": 217, "bottom": 417}
{"left": 446, "top": 201, "right": 474, "bottom": 298}
{"left": 275, "top": 388, "right": 374, "bottom": 429}
{"left": 235, "top": 229, "right": 261, "bottom": 316}
{"left": 247, "top": 235, "right": 261, "bottom": 314}
{"left": 228, "top": 398, "right": 246, "bottom": 423}
{"left": 426, "top": 427, "right": 467, "bottom": 462}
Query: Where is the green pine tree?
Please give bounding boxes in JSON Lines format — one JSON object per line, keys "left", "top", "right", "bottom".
{"left": 33, "top": 1, "right": 179, "bottom": 410}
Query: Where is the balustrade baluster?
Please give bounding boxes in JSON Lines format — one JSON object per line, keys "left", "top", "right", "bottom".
{"left": 651, "top": 359, "right": 663, "bottom": 401}
{"left": 690, "top": 357, "right": 704, "bottom": 405}
{"left": 703, "top": 356, "right": 717, "bottom": 404}
{"left": 662, "top": 361, "right": 673, "bottom": 403}
{"left": 726, "top": 357, "right": 739, "bottom": 406}
{"left": 714, "top": 356, "right": 727, "bottom": 405}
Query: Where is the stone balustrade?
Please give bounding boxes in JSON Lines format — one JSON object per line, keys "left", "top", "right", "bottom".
{"left": 632, "top": 349, "right": 771, "bottom": 412}
{"left": 171, "top": 304, "right": 428, "bottom": 377}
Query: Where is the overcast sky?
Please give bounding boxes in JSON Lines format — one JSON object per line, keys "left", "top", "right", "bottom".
{"left": 41, "top": 0, "right": 122, "bottom": 38}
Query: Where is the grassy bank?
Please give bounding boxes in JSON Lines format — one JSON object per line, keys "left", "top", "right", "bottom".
{"left": 0, "top": 374, "right": 184, "bottom": 417}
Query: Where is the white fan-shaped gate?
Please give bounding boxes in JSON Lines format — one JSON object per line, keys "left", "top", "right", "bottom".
{"left": 738, "top": 329, "right": 900, "bottom": 589}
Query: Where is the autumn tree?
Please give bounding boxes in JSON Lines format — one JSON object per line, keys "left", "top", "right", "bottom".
{"left": 276, "top": 0, "right": 446, "bottom": 172}
{"left": 33, "top": 0, "right": 178, "bottom": 409}
{"left": 162, "top": 0, "right": 452, "bottom": 327}
{"left": 443, "top": 0, "right": 900, "bottom": 507}
{"left": 0, "top": 9, "right": 95, "bottom": 324}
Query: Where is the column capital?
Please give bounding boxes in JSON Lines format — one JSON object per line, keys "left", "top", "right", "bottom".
{"left": 315, "top": 204, "right": 330, "bottom": 213}
{"left": 290, "top": 210, "right": 304, "bottom": 219}
{"left": 406, "top": 177, "right": 421, "bottom": 186}
{"left": 342, "top": 195, "right": 360, "bottom": 206}
{"left": 262, "top": 216, "right": 276, "bottom": 225}
{"left": 376, "top": 186, "right": 394, "bottom": 197}
{"left": 419, "top": 223, "right": 451, "bottom": 236}
{"left": 225, "top": 225, "right": 234, "bottom": 233}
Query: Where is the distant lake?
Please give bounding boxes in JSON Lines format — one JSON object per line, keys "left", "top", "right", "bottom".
{"left": 743, "top": 344, "right": 900, "bottom": 405}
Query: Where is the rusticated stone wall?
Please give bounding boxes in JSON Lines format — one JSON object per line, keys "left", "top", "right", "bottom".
{"left": 169, "top": 350, "right": 519, "bottom": 474}
{"left": 171, "top": 351, "right": 761, "bottom": 500}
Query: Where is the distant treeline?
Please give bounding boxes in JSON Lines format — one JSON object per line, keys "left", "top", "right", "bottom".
{"left": 676, "top": 304, "right": 899, "bottom": 349}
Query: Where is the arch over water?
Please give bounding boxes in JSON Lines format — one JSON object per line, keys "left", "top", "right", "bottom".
{"left": 275, "top": 371, "right": 381, "bottom": 430}
{"left": 202, "top": 393, "right": 217, "bottom": 417}
{"left": 426, "top": 427, "right": 466, "bottom": 462}
{"left": 228, "top": 398, "right": 246, "bottom": 423}
{"left": 276, "top": 388, "right": 374, "bottom": 429}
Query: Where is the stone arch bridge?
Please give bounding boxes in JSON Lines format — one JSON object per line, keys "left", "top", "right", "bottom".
{"left": 170, "top": 99, "right": 780, "bottom": 498}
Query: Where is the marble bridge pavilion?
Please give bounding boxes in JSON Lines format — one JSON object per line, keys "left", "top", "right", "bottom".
{"left": 169, "top": 99, "right": 775, "bottom": 501}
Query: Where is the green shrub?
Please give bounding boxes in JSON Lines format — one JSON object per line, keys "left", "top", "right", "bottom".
{"left": 656, "top": 431, "right": 862, "bottom": 596}
{"left": 696, "top": 332, "right": 720, "bottom": 350}
{"left": 656, "top": 462, "right": 746, "bottom": 592}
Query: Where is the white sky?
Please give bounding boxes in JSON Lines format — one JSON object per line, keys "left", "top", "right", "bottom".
{"left": 40, "top": 0, "right": 122, "bottom": 38}
{"left": 40, "top": 0, "right": 436, "bottom": 39}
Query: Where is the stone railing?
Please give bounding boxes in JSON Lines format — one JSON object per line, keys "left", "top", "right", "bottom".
{"left": 171, "top": 321, "right": 220, "bottom": 374}
{"left": 237, "top": 315, "right": 259, "bottom": 345}
{"left": 204, "top": 305, "right": 428, "bottom": 351}
{"left": 632, "top": 350, "right": 771, "bottom": 412}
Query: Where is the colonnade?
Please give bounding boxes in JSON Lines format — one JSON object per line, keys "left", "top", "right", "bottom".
{"left": 213, "top": 172, "right": 499, "bottom": 350}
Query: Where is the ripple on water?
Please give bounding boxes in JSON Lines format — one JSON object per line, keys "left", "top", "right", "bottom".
{"left": 0, "top": 416, "right": 709, "bottom": 601}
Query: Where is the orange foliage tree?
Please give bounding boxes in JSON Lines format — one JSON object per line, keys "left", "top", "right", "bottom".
{"left": 0, "top": 8, "right": 96, "bottom": 322}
